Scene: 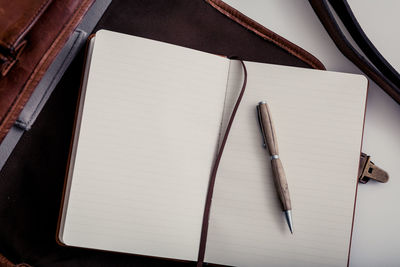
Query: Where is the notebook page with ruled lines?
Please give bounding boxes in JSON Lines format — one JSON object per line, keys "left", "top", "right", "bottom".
{"left": 59, "top": 30, "right": 230, "bottom": 261}
{"left": 205, "top": 60, "right": 367, "bottom": 267}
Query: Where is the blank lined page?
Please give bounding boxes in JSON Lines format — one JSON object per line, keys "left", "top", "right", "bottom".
{"left": 60, "top": 30, "right": 229, "bottom": 261}
{"left": 205, "top": 60, "right": 367, "bottom": 266}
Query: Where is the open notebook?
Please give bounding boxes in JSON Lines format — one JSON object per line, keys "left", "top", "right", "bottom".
{"left": 58, "top": 30, "right": 367, "bottom": 266}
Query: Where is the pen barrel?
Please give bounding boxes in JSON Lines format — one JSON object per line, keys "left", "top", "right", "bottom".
{"left": 271, "top": 157, "right": 292, "bottom": 211}
{"left": 258, "top": 102, "right": 291, "bottom": 211}
{"left": 258, "top": 103, "right": 279, "bottom": 155}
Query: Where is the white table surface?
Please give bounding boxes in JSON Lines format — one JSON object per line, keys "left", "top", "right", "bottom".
{"left": 223, "top": 1, "right": 400, "bottom": 266}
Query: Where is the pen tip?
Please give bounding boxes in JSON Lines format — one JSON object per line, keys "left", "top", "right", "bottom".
{"left": 258, "top": 101, "right": 267, "bottom": 105}
{"left": 284, "top": 210, "right": 294, "bottom": 234}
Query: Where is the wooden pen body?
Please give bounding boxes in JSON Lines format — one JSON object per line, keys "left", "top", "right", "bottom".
{"left": 271, "top": 158, "right": 291, "bottom": 211}
{"left": 258, "top": 102, "right": 292, "bottom": 211}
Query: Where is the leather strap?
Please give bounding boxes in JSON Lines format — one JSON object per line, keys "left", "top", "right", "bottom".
{"left": 0, "top": 0, "right": 53, "bottom": 76}
{"left": 0, "top": 0, "right": 94, "bottom": 144}
{"left": 197, "top": 59, "right": 247, "bottom": 266}
{"left": 0, "top": 40, "right": 26, "bottom": 76}
{"left": 328, "top": 0, "right": 400, "bottom": 89}
{"left": 309, "top": 0, "right": 400, "bottom": 104}
{"left": 205, "top": 0, "right": 326, "bottom": 70}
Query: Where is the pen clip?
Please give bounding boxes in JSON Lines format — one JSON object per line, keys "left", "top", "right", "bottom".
{"left": 256, "top": 104, "right": 267, "bottom": 148}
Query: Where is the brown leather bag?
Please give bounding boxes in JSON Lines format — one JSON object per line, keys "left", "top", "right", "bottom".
{"left": 0, "top": 1, "right": 325, "bottom": 266}
{"left": 0, "top": 0, "right": 94, "bottom": 145}
{"left": 0, "top": 0, "right": 53, "bottom": 76}
{"left": 0, "top": 1, "right": 388, "bottom": 266}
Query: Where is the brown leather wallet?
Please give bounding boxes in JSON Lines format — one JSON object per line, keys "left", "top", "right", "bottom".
{"left": 0, "top": 0, "right": 95, "bottom": 145}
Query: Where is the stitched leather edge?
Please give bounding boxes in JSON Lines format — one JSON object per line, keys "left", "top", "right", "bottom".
{"left": 1, "top": 40, "right": 27, "bottom": 76}
{"left": 0, "top": 0, "right": 95, "bottom": 143}
{"left": 205, "top": 0, "right": 326, "bottom": 70}
{"left": 0, "top": 0, "right": 53, "bottom": 50}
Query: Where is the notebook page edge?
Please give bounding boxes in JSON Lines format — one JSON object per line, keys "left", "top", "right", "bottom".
{"left": 61, "top": 30, "right": 231, "bottom": 261}
{"left": 58, "top": 35, "right": 96, "bottom": 244}
{"left": 205, "top": 60, "right": 367, "bottom": 266}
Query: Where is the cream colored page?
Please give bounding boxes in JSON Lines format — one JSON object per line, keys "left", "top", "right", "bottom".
{"left": 61, "top": 30, "right": 229, "bottom": 261}
{"left": 205, "top": 60, "right": 367, "bottom": 266}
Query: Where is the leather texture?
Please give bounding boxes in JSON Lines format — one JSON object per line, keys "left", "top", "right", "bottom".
{"left": 205, "top": 0, "right": 325, "bottom": 70}
{"left": 328, "top": 0, "right": 400, "bottom": 89}
{"left": 0, "top": 0, "right": 328, "bottom": 266}
{"left": 0, "top": 253, "right": 30, "bottom": 267}
{"left": 0, "top": 0, "right": 95, "bottom": 146}
{"left": 0, "top": 0, "right": 52, "bottom": 52}
{"left": 0, "top": 0, "right": 53, "bottom": 76}
{"left": 0, "top": 0, "right": 112, "bottom": 172}
{"left": 309, "top": 0, "right": 400, "bottom": 104}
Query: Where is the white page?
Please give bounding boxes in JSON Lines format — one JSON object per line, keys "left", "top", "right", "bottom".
{"left": 60, "top": 30, "right": 229, "bottom": 261}
{"left": 221, "top": 2, "right": 400, "bottom": 266}
{"left": 205, "top": 60, "right": 367, "bottom": 266}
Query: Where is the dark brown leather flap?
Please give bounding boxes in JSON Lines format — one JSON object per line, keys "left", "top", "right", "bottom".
{"left": 0, "top": 0, "right": 53, "bottom": 76}
{"left": 0, "top": 0, "right": 94, "bottom": 143}
{"left": 0, "top": 0, "right": 53, "bottom": 52}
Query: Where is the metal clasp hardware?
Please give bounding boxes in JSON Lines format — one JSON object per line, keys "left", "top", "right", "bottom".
{"left": 358, "top": 153, "right": 389, "bottom": 184}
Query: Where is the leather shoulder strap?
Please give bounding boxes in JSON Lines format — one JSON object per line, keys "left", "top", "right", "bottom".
{"left": 309, "top": 0, "right": 400, "bottom": 104}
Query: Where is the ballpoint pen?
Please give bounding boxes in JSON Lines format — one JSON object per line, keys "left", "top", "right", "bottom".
{"left": 257, "top": 101, "right": 293, "bottom": 234}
